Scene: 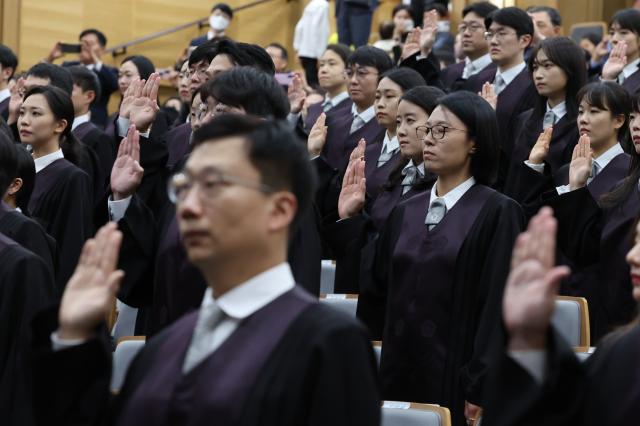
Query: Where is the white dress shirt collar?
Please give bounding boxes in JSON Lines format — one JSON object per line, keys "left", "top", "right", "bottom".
{"left": 546, "top": 101, "right": 567, "bottom": 121}
{"left": 71, "top": 112, "right": 91, "bottom": 131}
{"left": 202, "top": 262, "right": 295, "bottom": 320}
{"left": 623, "top": 58, "right": 640, "bottom": 79}
{"left": 326, "top": 91, "right": 350, "bottom": 108}
{"left": 496, "top": 61, "right": 527, "bottom": 87}
{"left": 381, "top": 132, "right": 399, "bottom": 154}
{"left": 594, "top": 143, "right": 624, "bottom": 171}
{"left": 430, "top": 176, "right": 476, "bottom": 211}
{"left": 0, "top": 88, "right": 10, "bottom": 104}
{"left": 351, "top": 103, "right": 376, "bottom": 124}
{"left": 465, "top": 53, "right": 492, "bottom": 78}
{"left": 34, "top": 149, "right": 64, "bottom": 173}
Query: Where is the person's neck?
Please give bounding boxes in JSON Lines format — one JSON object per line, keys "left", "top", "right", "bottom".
{"left": 409, "top": 156, "right": 423, "bottom": 166}
{"left": 327, "top": 85, "right": 347, "bottom": 99}
{"left": 386, "top": 125, "right": 397, "bottom": 139}
{"left": 2, "top": 196, "right": 16, "bottom": 209}
{"left": 435, "top": 169, "right": 472, "bottom": 197}
{"left": 627, "top": 51, "right": 640, "bottom": 65}
{"left": 32, "top": 138, "right": 61, "bottom": 159}
{"left": 547, "top": 92, "right": 566, "bottom": 108}
{"left": 498, "top": 54, "right": 524, "bottom": 73}
{"left": 467, "top": 48, "right": 488, "bottom": 62}
{"left": 592, "top": 135, "right": 618, "bottom": 158}
{"left": 75, "top": 109, "right": 90, "bottom": 118}
{"left": 0, "top": 81, "right": 7, "bottom": 91}
{"left": 212, "top": 29, "right": 225, "bottom": 38}
{"left": 355, "top": 101, "right": 373, "bottom": 114}
{"left": 200, "top": 248, "right": 287, "bottom": 299}
{"left": 80, "top": 58, "right": 96, "bottom": 66}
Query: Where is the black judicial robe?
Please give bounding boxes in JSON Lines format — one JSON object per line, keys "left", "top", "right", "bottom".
{"left": 621, "top": 64, "right": 640, "bottom": 96}
{"left": 29, "top": 158, "right": 93, "bottom": 292}
{"left": 0, "top": 201, "right": 57, "bottom": 277}
{"left": 303, "top": 97, "right": 353, "bottom": 135}
{"left": 398, "top": 52, "right": 445, "bottom": 91}
{"left": 440, "top": 61, "right": 466, "bottom": 92}
{"left": 357, "top": 185, "right": 524, "bottom": 425}
{"left": 0, "top": 97, "right": 8, "bottom": 121}
{"left": 31, "top": 287, "right": 380, "bottom": 426}
{"left": 546, "top": 178, "right": 639, "bottom": 341}
{"left": 363, "top": 134, "right": 401, "bottom": 202}
{"left": 165, "top": 122, "right": 192, "bottom": 170}
{"left": 73, "top": 121, "right": 116, "bottom": 194}
{"left": 503, "top": 110, "right": 579, "bottom": 205}
{"left": 482, "top": 326, "right": 640, "bottom": 426}
{"left": 0, "top": 232, "right": 54, "bottom": 426}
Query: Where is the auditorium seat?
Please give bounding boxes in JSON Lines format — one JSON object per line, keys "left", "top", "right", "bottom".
{"left": 381, "top": 401, "right": 452, "bottom": 426}
{"left": 320, "top": 260, "right": 336, "bottom": 294}
{"left": 111, "top": 336, "right": 146, "bottom": 393}
{"left": 319, "top": 293, "right": 358, "bottom": 317}
{"left": 551, "top": 296, "right": 590, "bottom": 351}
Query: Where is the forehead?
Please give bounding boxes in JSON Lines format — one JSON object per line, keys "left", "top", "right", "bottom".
{"left": 348, "top": 62, "right": 377, "bottom": 70}
{"left": 394, "top": 9, "right": 410, "bottom": 18}
{"left": 120, "top": 61, "right": 139, "bottom": 74}
{"left": 321, "top": 50, "right": 342, "bottom": 62}
{"left": 266, "top": 46, "right": 283, "bottom": 56}
{"left": 398, "top": 99, "right": 425, "bottom": 115}
{"left": 22, "top": 93, "right": 49, "bottom": 109}
{"left": 377, "top": 76, "right": 402, "bottom": 92}
{"left": 529, "top": 11, "right": 551, "bottom": 23}
{"left": 427, "top": 105, "right": 464, "bottom": 126}
{"left": 535, "top": 49, "right": 550, "bottom": 61}
{"left": 80, "top": 33, "right": 100, "bottom": 43}
{"left": 210, "top": 54, "right": 235, "bottom": 69}
{"left": 489, "top": 22, "right": 513, "bottom": 32}
{"left": 462, "top": 12, "right": 484, "bottom": 23}
{"left": 212, "top": 8, "right": 230, "bottom": 18}
{"left": 187, "top": 137, "right": 251, "bottom": 172}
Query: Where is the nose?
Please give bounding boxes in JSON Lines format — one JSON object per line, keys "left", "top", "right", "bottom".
{"left": 626, "top": 241, "right": 640, "bottom": 267}
{"left": 178, "top": 185, "right": 204, "bottom": 219}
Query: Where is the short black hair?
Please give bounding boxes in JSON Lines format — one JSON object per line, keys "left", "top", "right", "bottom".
{"left": 192, "top": 114, "right": 316, "bottom": 230}
{"left": 121, "top": 55, "right": 156, "bottom": 81}
{"left": 581, "top": 32, "right": 601, "bottom": 46}
{"left": 0, "top": 44, "right": 18, "bottom": 79}
{"left": 211, "top": 2, "right": 233, "bottom": 19}
{"left": 392, "top": 4, "right": 412, "bottom": 19}
{"left": 200, "top": 66, "right": 289, "bottom": 119}
{"left": 485, "top": 7, "right": 534, "bottom": 39}
{"left": 347, "top": 46, "right": 394, "bottom": 74}
{"left": 437, "top": 91, "right": 500, "bottom": 186}
{"left": 79, "top": 28, "right": 107, "bottom": 47}
{"left": 0, "top": 131, "right": 16, "bottom": 196}
{"left": 526, "top": 6, "right": 562, "bottom": 27}
{"left": 12, "top": 144, "right": 35, "bottom": 213}
{"left": 266, "top": 42, "right": 288, "bottom": 61}
{"left": 424, "top": 3, "right": 447, "bottom": 19}
{"left": 462, "top": 1, "right": 498, "bottom": 19}
{"left": 189, "top": 39, "right": 220, "bottom": 67}
{"left": 68, "top": 65, "right": 102, "bottom": 105}
{"left": 610, "top": 8, "right": 640, "bottom": 35}
{"left": 26, "top": 63, "right": 73, "bottom": 95}
{"left": 379, "top": 67, "right": 426, "bottom": 91}
{"left": 401, "top": 86, "right": 444, "bottom": 116}
{"left": 379, "top": 21, "right": 395, "bottom": 40}
{"left": 218, "top": 39, "right": 276, "bottom": 75}
{"left": 324, "top": 44, "right": 352, "bottom": 66}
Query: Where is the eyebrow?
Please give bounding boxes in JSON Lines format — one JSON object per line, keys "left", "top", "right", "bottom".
{"left": 425, "top": 120, "right": 451, "bottom": 126}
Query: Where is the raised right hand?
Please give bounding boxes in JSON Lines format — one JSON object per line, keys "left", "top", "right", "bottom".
{"left": 58, "top": 223, "right": 124, "bottom": 341}
{"left": 479, "top": 82, "right": 497, "bottom": 110}
{"left": 528, "top": 127, "right": 553, "bottom": 165}
{"left": 503, "top": 207, "right": 570, "bottom": 351}
{"left": 47, "top": 42, "right": 63, "bottom": 62}
{"left": 602, "top": 40, "right": 627, "bottom": 81}
{"left": 338, "top": 144, "right": 367, "bottom": 219}
{"left": 568, "top": 134, "right": 593, "bottom": 190}
{"left": 308, "top": 113, "right": 328, "bottom": 156}
{"left": 7, "top": 77, "right": 25, "bottom": 125}
{"left": 110, "top": 125, "right": 144, "bottom": 201}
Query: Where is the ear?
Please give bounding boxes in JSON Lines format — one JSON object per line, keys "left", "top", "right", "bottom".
{"left": 468, "top": 138, "right": 477, "bottom": 155}
{"left": 613, "top": 114, "right": 626, "bottom": 131}
{"left": 266, "top": 191, "right": 298, "bottom": 233}
{"left": 86, "top": 89, "right": 97, "bottom": 104}
{"left": 519, "top": 34, "right": 533, "bottom": 49}
{"left": 6, "top": 178, "right": 23, "bottom": 196}
{"left": 54, "top": 118, "right": 68, "bottom": 135}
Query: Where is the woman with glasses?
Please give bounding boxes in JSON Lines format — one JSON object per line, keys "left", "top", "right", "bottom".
{"left": 357, "top": 91, "right": 524, "bottom": 426}
{"left": 503, "top": 37, "right": 587, "bottom": 204}
{"left": 325, "top": 86, "right": 443, "bottom": 294}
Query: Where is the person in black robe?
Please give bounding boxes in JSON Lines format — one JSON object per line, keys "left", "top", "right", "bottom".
{"left": 0, "top": 136, "right": 55, "bottom": 426}
{"left": 324, "top": 86, "right": 442, "bottom": 293}
{"left": 599, "top": 9, "right": 640, "bottom": 97}
{"left": 0, "top": 44, "right": 17, "bottom": 121}
{"left": 31, "top": 116, "right": 380, "bottom": 426}
{"left": 357, "top": 91, "right": 524, "bottom": 426}
{"left": 18, "top": 85, "right": 93, "bottom": 292}
{"left": 481, "top": 207, "right": 640, "bottom": 426}
{"left": 503, "top": 37, "right": 586, "bottom": 202}
{"left": 440, "top": 2, "right": 497, "bottom": 92}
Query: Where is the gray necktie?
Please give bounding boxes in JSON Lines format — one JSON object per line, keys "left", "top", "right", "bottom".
{"left": 182, "top": 302, "right": 225, "bottom": 373}
{"left": 322, "top": 100, "right": 332, "bottom": 112}
{"left": 401, "top": 166, "right": 419, "bottom": 195}
{"left": 377, "top": 147, "right": 398, "bottom": 168}
{"left": 425, "top": 198, "right": 447, "bottom": 231}
{"left": 543, "top": 110, "right": 556, "bottom": 129}
{"left": 350, "top": 114, "right": 365, "bottom": 134}
{"left": 493, "top": 74, "right": 506, "bottom": 95}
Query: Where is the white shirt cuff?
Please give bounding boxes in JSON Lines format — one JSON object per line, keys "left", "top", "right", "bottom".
{"left": 94, "top": 61, "right": 103, "bottom": 72}
{"left": 556, "top": 184, "right": 571, "bottom": 195}
{"left": 524, "top": 160, "right": 545, "bottom": 174}
{"left": 508, "top": 349, "right": 546, "bottom": 384}
{"left": 51, "top": 331, "right": 88, "bottom": 351}
{"left": 117, "top": 116, "right": 151, "bottom": 138}
{"left": 108, "top": 195, "right": 132, "bottom": 222}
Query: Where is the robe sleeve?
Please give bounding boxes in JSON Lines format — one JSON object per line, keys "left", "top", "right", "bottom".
{"left": 399, "top": 52, "right": 444, "bottom": 90}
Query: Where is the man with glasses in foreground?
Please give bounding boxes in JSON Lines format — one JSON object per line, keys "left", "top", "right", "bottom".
{"left": 31, "top": 116, "right": 380, "bottom": 425}
{"left": 440, "top": 1, "right": 498, "bottom": 91}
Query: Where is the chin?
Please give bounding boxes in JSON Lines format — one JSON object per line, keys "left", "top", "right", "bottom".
{"left": 185, "top": 246, "right": 215, "bottom": 265}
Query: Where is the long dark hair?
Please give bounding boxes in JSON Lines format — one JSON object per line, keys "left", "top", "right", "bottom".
{"left": 382, "top": 86, "right": 444, "bottom": 192}
{"left": 22, "top": 85, "right": 82, "bottom": 166}
{"left": 601, "top": 93, "right": 640, "bottom": 209}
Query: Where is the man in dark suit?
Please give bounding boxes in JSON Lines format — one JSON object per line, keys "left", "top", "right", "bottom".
{"left": 190, "top": 3, "right": 234, "bottom": 47}
{"left": 47, "top": 28, "right": 118, "bottom": 128}
{"left": 0, "top": 44, "right": 17, "bottom": 121}
{"left": 440, "top": 2, "right": 497, "bottom": 92}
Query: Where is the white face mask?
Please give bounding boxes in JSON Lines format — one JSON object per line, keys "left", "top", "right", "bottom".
{"left": 209, "top": 15, "right": 229, "bottom": 31}
{"left": 437, "top": 20, "right": 450, "bottom": 33}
